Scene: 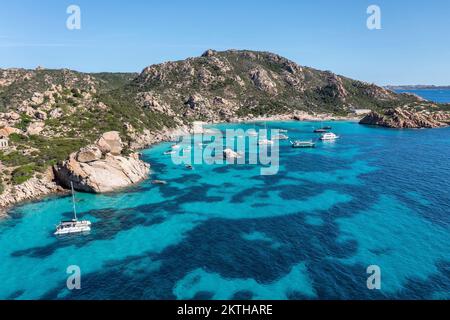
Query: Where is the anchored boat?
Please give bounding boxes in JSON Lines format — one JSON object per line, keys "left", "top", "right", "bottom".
{"left": 313, "top": 122, "right": 332, "bottom": 132}
{"left": 320, "top": 132, "right": 339, "bottom": 141}
{"left": 291, "top": 140, "right": 316, "bottom": 148}
{"left": 258, "top": 139, "right": 274, "bottom": 145}
{"left": 272, "top": 134, "right": 289, "bottom": 140}
{"left": 55, "top": 182, "right": 91, "bottom": 236}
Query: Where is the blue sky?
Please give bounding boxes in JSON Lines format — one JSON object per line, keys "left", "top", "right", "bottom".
{"left": 0, "top": 0, "right": 449, "bottom": 85}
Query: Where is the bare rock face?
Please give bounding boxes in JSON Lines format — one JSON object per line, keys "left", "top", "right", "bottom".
{"left": 0, "top": 126, "right": 21, "bottom": 137}
{"left": 54, "top": 131, "right": 150, "bottom": 193}
{"left": 96, "top": 131, "right": 123, "bottom": 155}
{"left": 202, "top": 49, "right": 217, "bottom": 57}
{"left": 55, "top": 153, "right": 150, "bottom": 193}
{"left": 3, "top": 112, "right": 20, "bottom": 121}
{"left": 30, "top": 92, "right": 44, "bottom": 105}
{"left": 137, "top": 92, "right": 174, "bottom": 115}
{"left": 76, "top": 145, "right": 102, "bottom": 163}
{"left": 283, "top": 71, "right": 304, "bottom": 92}
{"left": 327, "top": 73, "right": 348, "bottom": 98}
{"left": 26, "top": 121, "right": 45, "bottom": 135}
{"left": 249, "top": 67, "right": 278, "bottom": 94}
{"left": 185, "top": 94, "right": 207, "bottom": 110}
{"left": 49, "top": 108, "right": 63, "bottom": 119}
{"left": 360, "top": 108, "right": 449, "bottom": 128}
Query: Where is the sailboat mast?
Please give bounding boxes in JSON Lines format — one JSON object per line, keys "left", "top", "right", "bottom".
{"left": 71, "top": 182, "right": 77, "bottom": 220}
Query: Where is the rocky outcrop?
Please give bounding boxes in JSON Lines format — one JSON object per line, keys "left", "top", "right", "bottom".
{"left": 326, "top": 73, "right": 348, "bottom": 99}
{"left": 96, "top": 131, "right": 123, "bottom": 155}
{"left": 49, "top": 108, "right": 63, "bottom": 119}
{"left": 1, "top": 112, "right": 20, "bottom": 121}
{"left": 0, "top": 170, "right": 61, "bottom": 214}
{"left": 249, "top": 67, "right": 278, "bottom": 95}
{"left": 202, "top": 49, "right": 217, "bottom": 57}
{"left": 137, "top": 92, "right": 175, "bottom": 115}
{"left": 185, "top": 94, "right": 207, "bottom": 110}
{"left": 0, "top": 126, "right": 21, "bottom": 137}
{"left": 26, "top": 121, "right": 45, "bottom": 135}
{"left": 76, "top": 145, "right": 102, "bottom": 163}
{"left": 54, "top": 131, "right": 150, "bottom": 193}
{"left": 360, "top": 108, "right": 450, "bottom": 128}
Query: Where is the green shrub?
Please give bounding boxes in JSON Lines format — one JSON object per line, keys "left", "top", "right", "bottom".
{"left": 0, "top": 151, "right": 33, "bottom": 167}
{"left": 16, "top": 114, "right": 32, "bottom": 131}
{"left": 11, "top": 164, "right": 36, "bottom": 185}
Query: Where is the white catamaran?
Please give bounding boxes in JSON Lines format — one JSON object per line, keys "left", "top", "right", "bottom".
{"left": 54, "top": 182, "right": 91, "bottom": 236}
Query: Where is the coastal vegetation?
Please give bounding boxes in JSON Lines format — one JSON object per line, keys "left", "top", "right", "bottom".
{"left": 0, "top": 49, "right": 448, "bottom": 205}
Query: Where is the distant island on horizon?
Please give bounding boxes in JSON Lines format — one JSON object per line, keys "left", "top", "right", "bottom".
{"left": 385, "top": 85, "right": 450, "bottom": 90}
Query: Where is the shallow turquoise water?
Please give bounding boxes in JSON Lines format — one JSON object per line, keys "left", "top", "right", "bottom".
{"left": 0, "top": 121, "right": 449, "bottom": 300}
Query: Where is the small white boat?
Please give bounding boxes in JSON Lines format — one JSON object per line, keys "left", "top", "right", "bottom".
{"left": 163, "top": 150, "right": 175, "bottom": 155}
{"left": 55, "top": 182, "right": 91, "bottom": 236}
{"left": 320, "top": 132, "right": 339, "bottom": 141}
{"left": 272, "top": 134, "right": 289, "bottom": 140}
{"left": 279, "top": 129, "right": 288, "bottom": 133}
{"left": 247, "top": 130, "right": 258, "bottom": 137}
{"left": 171, "top": 144, "right": 181, "bottom": 150}
{"left": 258, "top": 139, "right": 274, "bottom": 145}
{"left": 291, "top": 140, "right": 316, "bottom": 148}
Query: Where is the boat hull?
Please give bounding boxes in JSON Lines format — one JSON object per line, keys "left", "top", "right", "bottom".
{"left": 292, "top": 144, "right": 315, "bottom": 148}
{"left": 54, "top": 221, "right": 92, "bottom": 235}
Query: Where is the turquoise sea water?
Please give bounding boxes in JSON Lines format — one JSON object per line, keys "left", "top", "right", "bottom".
{"left": 0, "top": 121, "right": 449, "bottom": 300}
{"left": 395, "top": 88, "right": 450, "bottom": 104}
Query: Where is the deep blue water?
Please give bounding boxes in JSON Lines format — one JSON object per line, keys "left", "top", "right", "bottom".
{"left": 0, "top": 121, "right": 449, "bottom": 300}
{"left": 395, "top": 89, "right": 450, "bottom": 103}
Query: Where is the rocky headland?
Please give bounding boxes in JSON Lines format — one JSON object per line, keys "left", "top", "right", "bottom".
{"left": 1, "top": 49, "right": 449, "bottom": 214}
{"left": 53, "top": 131, "right": 150, "bottom": 193}
{"left": 360, "top": 106, "right": 450, "bottom": 128}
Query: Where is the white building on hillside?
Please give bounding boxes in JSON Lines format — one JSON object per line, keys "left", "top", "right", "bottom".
{"left": 0, "top": 137, "right": 8, "bottom": 149}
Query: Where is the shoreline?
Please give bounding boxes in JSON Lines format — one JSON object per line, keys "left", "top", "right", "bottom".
{"left": 0, "top": 114, "right": 361, "bottom": 217}
{"left": 225, "top": 112, "right": 361, "bottom": 124}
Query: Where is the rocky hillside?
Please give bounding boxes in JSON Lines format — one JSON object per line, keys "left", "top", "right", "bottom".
{"left": 0, "top": 68, "right": 172, "bottom": 199}
{"left": 130, "top": 49, "right": 423, "bottom": 121}
{"left": 1, "top": 49, "right": 449, "bottom": 208}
